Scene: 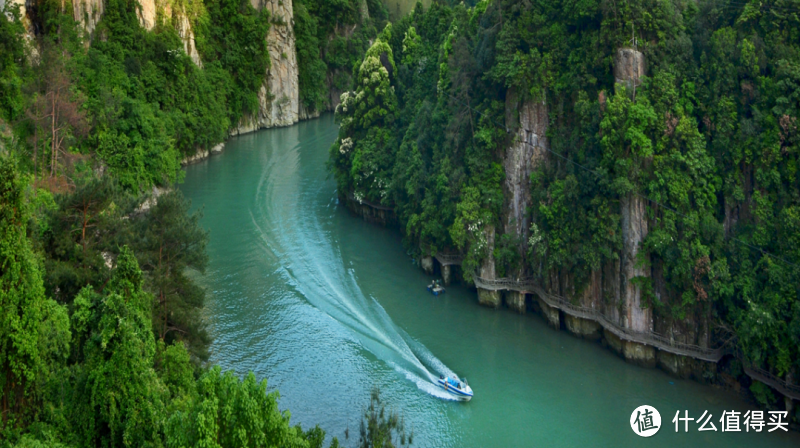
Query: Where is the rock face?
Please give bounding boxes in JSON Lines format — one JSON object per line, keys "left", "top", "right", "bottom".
{"left": 614, "top": 48, "right": 645, "bottom": 91}
{"left": 172, "top": 9, "right": 202, "bottom": 67}
{"left": 65, "top": 0, "right": 303, "bottom": 133}
{"left": 73, "top": 0, "right": 104, "bottom": 36}
{"left": 495, "top": 89, "right": 549, "bottom": 314}
{"left": 477, "top": 226, "right": 501, "bottom": 308}
{"left": 137, "top": 0, "right": 202, "bottom": 67}
{"left": 6, "top": 0, "right": 35, "bottom": 39}
{"left": 504, "top": 88, "right": 548, "bottom": 252}
{"left": 620, "top": 194, "right": 651, "bottom": 332}
{"left": 537, "top": 297, "right": 560, "bottom": 328}
{"left": 137, "top": 0, "right": 157, "bottom": 29}
{"left": 65, "top": 0, "right": 202, "bottom": 66}
{"left": 441, "top": 264, "right": 452, "bottom": 286}
{"left": 614, "top": 47, "right": 654, "bottom": 363}
{"left": 420, "top": 255, "right": 434, "bottom": 274}
{"left": 234, "top": 0, "right": 300, "bottom": 134}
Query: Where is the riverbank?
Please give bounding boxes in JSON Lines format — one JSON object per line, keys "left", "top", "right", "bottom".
{"left": 344, "top": 190, "right": 799, "bottom": 422}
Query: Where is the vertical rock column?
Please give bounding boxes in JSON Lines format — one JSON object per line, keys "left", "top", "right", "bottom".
{"left": 476, "top": 226, "right": 501, "bottom": 308}
{"left": 441, "top": 264, "right": 452, "bottom": 286}
{"left": 563, "top": 270, "right": 602, "bottom": 339}
{"left": 137, "top": 0, "right": 156, "bottom": 30}
{"left": 502, "top": 88, "right": 548, "bottom": 314}
{"left": 174, "top": 11, "right": 202, "bottom": 67}
{"left": 505, "top": 291, "right": 525, "bottom": 314}
{"left": 237, "top": 0, "right": 300, "bottom": 133}
{"left": 613, "top": 48, "right": 655, "bottom": 366}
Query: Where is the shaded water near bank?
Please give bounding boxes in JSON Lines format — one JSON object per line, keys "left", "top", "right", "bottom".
{"left": 181, "top": 115, "right": 800, "bottom": 447}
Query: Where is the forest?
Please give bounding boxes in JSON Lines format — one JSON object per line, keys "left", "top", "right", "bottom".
{"left": 328, "top": 0, "right": 800, "bottom": 419}
{"left": 0, "top": 0, "right": 417, "bottom": 445}
{"left": 2, "top": 0, "right": 800, "bottom": 443}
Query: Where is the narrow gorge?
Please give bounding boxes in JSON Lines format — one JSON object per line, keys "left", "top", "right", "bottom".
{"left": 328, "top": 0, "right": 800, "bottom": 424}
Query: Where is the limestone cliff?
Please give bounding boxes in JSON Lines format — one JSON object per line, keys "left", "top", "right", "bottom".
{"left": 172, "top": 8, "right": 202, "bottom": 66}
{"left": 614, "top": 48, "right": 645, "bottom": 93}
{"left": 5, "top": 0, "right": 35, "bottom": 41}
{"left": 497, "top": 89, "right": 549, "bottom": 312}
{"left": 612, "top": 47, "right": 653, "bottom": 334}
{"left": 137, "top": 0, "right": 157, "bottom": 29}
{"left": 476, "top": 225, "right": 501, "bottom": 308}
{"left": 503, "top": 88, "right": 548, "bottom": 264}
{"left": 73, "top": 0, "right": 104, "bottom": 36}
{"left": 614, "top": 47, "right": 655, "bottom": 364}
{"left": 234, "top": 0, "right": 300, "bottom": 134}
{"left": 620, "top": 193, "right": 651, "bottom": 332}
{"left": 137, "top": 0, "right": 202, "bottom": 67}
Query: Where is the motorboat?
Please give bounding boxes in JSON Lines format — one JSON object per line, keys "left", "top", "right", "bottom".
{"left": 437, "top": 375, "right": 473, "bottom": 401}
{"left": 427, "top": 279, "right": 446, "bottom": 296}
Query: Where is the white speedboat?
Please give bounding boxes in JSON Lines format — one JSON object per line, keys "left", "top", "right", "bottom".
{"left": 437, "top": 375, "right": 473, "bottom": 401}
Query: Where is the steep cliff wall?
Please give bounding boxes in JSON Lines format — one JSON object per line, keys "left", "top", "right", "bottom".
{"left": 172, "top": 8, "right": 202, "bottom": 66}
{"left": 6, "top": 0, "right": 35, "bottom": 39}
{"left": 620, "top": 193, "right": 651, "bottom": 332}
{"left": 64, "top": 0, "right": 302, "bottom": 133}
{"left": 614, "top": 47, "right": 645, "bottom": 92}
{"left": 477, "top": 225, "right": 501, "bottom": 307}
{"left": 137, "top": 0, "right": 202, "bottom": 66}
{"left": 137, "top": 0, "right": 157, "bottom": 29}
{"left": 499, "top": 89, "right": 549, "bottom": 312}
{"left": 503, "top": 88, "right": 548, "bottom": 264}
{"left": 235, "top": 0, "right": 300, "bottom": 134}
{"left": 73, "top": 0, "right": 104, "bottom": 36}
{"left": 614, "top": 47, "right": 654, "bottom": 364}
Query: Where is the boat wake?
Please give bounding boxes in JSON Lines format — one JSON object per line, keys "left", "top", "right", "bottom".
{"left": 249, "top": 141, "right": 461, "bottom": 401}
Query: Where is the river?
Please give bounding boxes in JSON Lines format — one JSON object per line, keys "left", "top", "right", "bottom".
{"left": 180, "top": 115, "right": 800, "bottom": 447}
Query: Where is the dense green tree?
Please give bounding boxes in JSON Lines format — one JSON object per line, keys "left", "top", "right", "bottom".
{"left": 327, "top": 0, "right": 800, "bottom": 414}
{"left": 130, "top": 190, "right": 211, "bottom": 362}
{"left": 0, "top": 158, "right": 70, "bottom": 431}
{"left": 0, "top": 0, "right": 380, "bottom": 444}
{"left": 36, "top": 175, "right": 123, "bottom": 302}
{"left": 69, "top": 247, "right": 165, "bottom": 447}
{"left": 330, "top": 25, "right": 399, "bottom": 203}
{"left": 294, "top": 0, "right": 330, "bottom": 112}
{"left": 294, "top": 0, "right": 386, "bottom": 115}
{"left": 164, "top": 367, "right": 312, "bottom": 448}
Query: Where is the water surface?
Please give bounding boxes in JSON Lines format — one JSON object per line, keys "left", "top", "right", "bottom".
{"left": 181, "top": 115, "right": 800, "bottom": 447}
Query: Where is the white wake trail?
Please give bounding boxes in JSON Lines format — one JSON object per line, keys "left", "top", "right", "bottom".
{"left": 250, "top": 141, "right": 461, "bottom": 400}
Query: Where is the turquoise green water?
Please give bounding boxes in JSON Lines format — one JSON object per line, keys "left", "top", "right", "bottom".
{"left": 180, "top": 115, "right": 800, "bottom": 447}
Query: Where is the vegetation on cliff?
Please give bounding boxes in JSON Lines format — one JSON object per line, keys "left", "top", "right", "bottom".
{"left": 328, "top": 0, "right": 800, "bottom": 417}
{"left": 0, "top": 158, "right": 336, "bottom": 445}
{"left": 294, "top": 0, "right": 389, "bottom": 113}
{"left": 0, "top": 0, "right": 375, "bottom": 444}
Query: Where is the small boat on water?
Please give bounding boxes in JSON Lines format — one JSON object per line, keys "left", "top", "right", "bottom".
{"left": 437, "top": 375, "right": 473, "bottom": 401}
{"left": 427, "top": 279, "right": 446, "bottom": 296}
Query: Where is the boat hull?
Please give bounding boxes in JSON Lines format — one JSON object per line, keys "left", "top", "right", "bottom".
{"left": 437, "top": 378, "right": 473, "bottom": 401}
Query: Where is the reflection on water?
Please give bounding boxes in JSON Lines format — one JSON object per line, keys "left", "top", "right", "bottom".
{"left": 181, "top": 115, "right": 800, "bottom": 448}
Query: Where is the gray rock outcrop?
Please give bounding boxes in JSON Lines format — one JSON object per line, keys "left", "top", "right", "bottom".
{"left": 503, "top": 88, "right": 548, "bottom": 262}
{"left": 235, "top": 0, "right": 300, "bottom": 133}
{"left": 73, "top": 0, "right": 104, "bottom": 37}
{"left": 614, "top": 48, "right": 645, "bottom": 91}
